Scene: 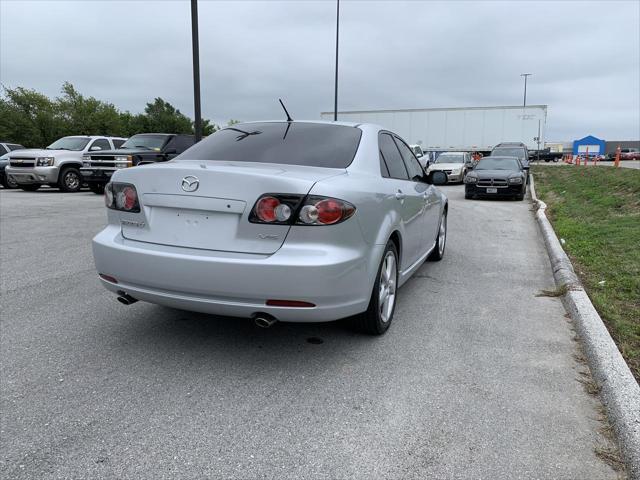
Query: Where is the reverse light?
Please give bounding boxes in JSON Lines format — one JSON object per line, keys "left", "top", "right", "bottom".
{"left": 105, "top": 182, "right": 140, "bottom": 212}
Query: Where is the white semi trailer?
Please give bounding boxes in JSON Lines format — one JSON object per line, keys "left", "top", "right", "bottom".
{"left": 320, "top": 105, "right": 547, "bottom": 153}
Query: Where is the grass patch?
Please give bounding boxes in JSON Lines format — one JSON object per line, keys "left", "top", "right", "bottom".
{"left": 532, "top": 165, "right": 640, "bottom": 381}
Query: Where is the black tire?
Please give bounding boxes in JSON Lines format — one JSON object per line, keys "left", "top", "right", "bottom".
{"left": 465, "top": 193, "right": 473, "bottom": 199}
{"left": 58, "top": 167, "right": 82, "bottom": 192}
{"left": 427, "top": 208, "right": 447, "bottom": 262}
{"left": 516, "top": 193, "right": 525, "bottom": 201}
{"left": 20, "top": 184, "right": 41, "bottom": 192}
{"left": 353, "top": 240, "right": 399, "bottom": 335}
{"left": 89, "top": 183, "right": 105, "bottom": 195}
{"left": 1, "top": 175, "right": 18, "bottom": 189}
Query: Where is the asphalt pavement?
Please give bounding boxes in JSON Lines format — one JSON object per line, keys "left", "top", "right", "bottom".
{"left": 0, "top": 186, "right": 618, "bottom": 479}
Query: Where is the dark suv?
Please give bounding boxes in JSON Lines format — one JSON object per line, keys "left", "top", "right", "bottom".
{"left": 81, "top": 133, "right": 196, "bottom": 193}
{"left": 491, "top": 143, "right": 530, "bottom": 169}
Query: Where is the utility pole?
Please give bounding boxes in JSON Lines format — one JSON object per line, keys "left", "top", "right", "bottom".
{"left": 520, "top": 73, "right": 532, "bottom": 108}
{"left": 191, "top": 0, "right": 202, "bottom": 141}
{"left": 333, "top": 0, "right": 340, "bottom": 121}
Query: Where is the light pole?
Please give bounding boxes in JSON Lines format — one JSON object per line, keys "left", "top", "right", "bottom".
{"left": 333, "top": 0, "right": 340, "bottom": 121}
{"left": 191, "top": 0, "right": 202, "bottom": 141}
{"left": 520, "top": 73, "right": 532, "bottom": 108}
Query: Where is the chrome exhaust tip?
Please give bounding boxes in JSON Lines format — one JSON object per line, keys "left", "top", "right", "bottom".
{"left": 253, "top": 313, "right": 277, "bottom": 328}
{"left": 117, "top": 292, "right": 138, "bottom": 306}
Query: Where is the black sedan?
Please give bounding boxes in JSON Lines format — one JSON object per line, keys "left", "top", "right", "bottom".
{"left": 463, "top": 156, "right": 527, "bottom": 201}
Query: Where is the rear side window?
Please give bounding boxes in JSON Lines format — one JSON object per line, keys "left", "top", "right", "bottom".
{"left": 379, "top": 133, "right": 409, "bottom": 180}
{"left": 8, "top": 144, "right": 24, "bottom": 151}
{"left": 112, "top": 139, "right": 126, "bottom": 149}
{"left": 393, "top": 137, "right": 424, "bottom": 181}
{"left": 179, "top": 123, "right": 361, "bottom": 168}
{"left": 167, "top": 135, "right": 196, "bottom": 153}
{"left": 91, "top": 139, "right": 111, "bottom": 151}
{"left": 0, "top": 145, "right": 7, "bottom": 155}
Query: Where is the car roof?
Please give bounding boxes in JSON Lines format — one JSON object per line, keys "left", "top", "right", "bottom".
{"left": 62, "top": 135, "right": 126, "bottom": 140}
{"left": 439, "top": 151, "right": 467, "bottom": 155}
{"left": 236, "top": 120, "right": 367, "bottom": 129}
{"left": 485, "top": 155, "right": 521, "bottom": 160}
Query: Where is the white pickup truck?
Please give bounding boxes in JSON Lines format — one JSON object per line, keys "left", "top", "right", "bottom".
{"left": 6, "top": 135, "right": 126, "bottom": 192}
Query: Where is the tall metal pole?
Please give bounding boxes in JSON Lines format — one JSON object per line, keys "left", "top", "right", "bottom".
{"left": 191, "top": 0, "right": 202, "bottom": 141}
{"left": 333, "top": 0, "right": 340, "bottom": 121}
{"left": 520, "top": 73, "right": 532, "bottom": 108}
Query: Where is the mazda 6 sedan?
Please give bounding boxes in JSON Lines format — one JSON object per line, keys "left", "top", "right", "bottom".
{"left": 92, "top": 121, "right": 448, "bottom": 334}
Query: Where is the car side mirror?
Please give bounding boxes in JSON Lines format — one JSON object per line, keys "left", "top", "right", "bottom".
{"left": 429, "top": 171, "right": 448, "bottom": 185}
{"left": 90, "top": 146, "right": 102, "bottom": 151}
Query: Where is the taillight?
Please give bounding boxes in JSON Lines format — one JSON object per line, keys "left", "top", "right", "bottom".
{"left": 297, "top": 196, "right": 355, "bottom": 225}
{"left": 105, "top": 182, "right": 140, "bottom": 213}
{"left": 249, "top": 194, "right": 304, "bottom": 225}
{"left": 249, "top": 194, "right": 355, "bottom": 226}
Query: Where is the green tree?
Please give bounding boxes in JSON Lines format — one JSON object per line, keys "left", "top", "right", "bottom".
{"left": 143, "top": 98, "right": 193, "bottom": 134}
{"left": 56, "top": 82, "right": 122, "bottom": 137}
{"left": 0, "top": 86, "right": 60, "bottom": 147}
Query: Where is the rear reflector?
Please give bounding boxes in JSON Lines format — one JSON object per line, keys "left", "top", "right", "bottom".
{"left": 99, "top": 273, "right": 118, "bottom": 284}
{"left": 266, "top": 299, "right": 316, "bottom": 308}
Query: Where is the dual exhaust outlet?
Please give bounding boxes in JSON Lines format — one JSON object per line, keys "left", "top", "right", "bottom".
{"left": 115, "top": 293, "right": 278, "bottom": 329}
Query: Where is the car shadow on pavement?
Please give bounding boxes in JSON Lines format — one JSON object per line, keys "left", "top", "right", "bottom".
{"left": 106, "top": 304, "right": 379, "bottom": 371}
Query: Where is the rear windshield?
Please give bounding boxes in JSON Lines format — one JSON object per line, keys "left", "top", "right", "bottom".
{"left": 492, "top": 147, "right": 525, "bottom": 159}
{"left": 435, "top": 153, "right": 465, "bottom": 164}
{"left": 178, "top": 122, "right": 362, "bottom": 168}
{"left": 476, "top": 157, "right": 521, "bottom": 170}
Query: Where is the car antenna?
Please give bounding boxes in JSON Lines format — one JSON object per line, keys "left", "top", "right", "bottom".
{"left": 279, "top": 98, "right": 293, "bottom": 122}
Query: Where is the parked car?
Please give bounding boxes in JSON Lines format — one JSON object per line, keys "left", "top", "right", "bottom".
{"left": 606, "top": 147, "right": 640, "bottom": 161}
{"left": 410, "top": 144, "right": 425, "bottom": 159}
{"left": 81, "top": 133, "right": 196, "bottom": 194}
{"left": 0, "top": 142, "right": 25, "bottom": 188}
{"left": 490, "top": 144, "right": 530, "bottom": 169}
{"left": 92, "top": 121, "right": 449, "bottom": 335}
{"left": 5, "top": 136, "right": 126, "bottom": 192}
{"left": 426, "top": 152, "right": 473, "bottom": 183}
{"left": 531, "top": 148, "right": 562, "bottom": 163}
{"left": 464, "top": 156, "right": 527, "bottom": 200}
{"left": 0, "top": 141, "right": 25, "bottom": 156}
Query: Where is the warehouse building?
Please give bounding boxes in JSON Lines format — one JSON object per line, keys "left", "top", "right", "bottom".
{"left": 572, "top": 135, "right": 605, "bottom": 156}
{"left": 605, "top": 140, "right": 640, "bottom": 155}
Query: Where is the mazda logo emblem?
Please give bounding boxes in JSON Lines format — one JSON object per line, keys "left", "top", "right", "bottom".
{"left": 181, "top": 175, "right": 199, "bottom": 192}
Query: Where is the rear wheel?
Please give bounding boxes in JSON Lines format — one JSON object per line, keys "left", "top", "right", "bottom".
{"left": 428, "top": 209, "right": 447, "bottom": 261}
{"left": 58, "top": 167, "right": 82, "bottom": 192}
{"left": 20, "top": 184, "right": 41, "bottom": 192}
{"left": 465, "top": 193, "right": 473, "bottom": 199}
{"left": 353, "top": 241, "right": 399, "bottom": 335}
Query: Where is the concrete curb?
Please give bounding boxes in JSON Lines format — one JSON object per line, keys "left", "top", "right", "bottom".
{"left": 529, "top": 174, "right": 640, "bottom": 479}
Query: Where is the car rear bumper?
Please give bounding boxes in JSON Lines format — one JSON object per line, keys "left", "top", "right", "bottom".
{"left": 465, "top": 184, "right": 525, "bottom": 197}
{"left": 93, "top": 225, "right": 381, "bottom": 322}
{"left": 5, "top": 166, "right": 59, "bottom": 184}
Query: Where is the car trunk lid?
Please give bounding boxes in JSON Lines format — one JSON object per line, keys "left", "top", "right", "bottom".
{"left": 117, "top": 160, "right": 345, "bottom": 254}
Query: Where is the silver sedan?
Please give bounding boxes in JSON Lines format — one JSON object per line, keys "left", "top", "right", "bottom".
{"left": 92, "top": 121, "right": 448, "bottom": 334}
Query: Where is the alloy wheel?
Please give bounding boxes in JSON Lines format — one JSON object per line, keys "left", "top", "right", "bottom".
{"left": 378, "top": 251, "right": 397, "bottom": 323}
{"left": 65, "top": 171, "right": 80, "bottom": 190}
{"left": 438, "top": 212, "right": 447, "bottom": 256}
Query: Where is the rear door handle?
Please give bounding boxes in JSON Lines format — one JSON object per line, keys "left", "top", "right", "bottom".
{"left": 395, "top": 191, "right": 406, "bottom": 200}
